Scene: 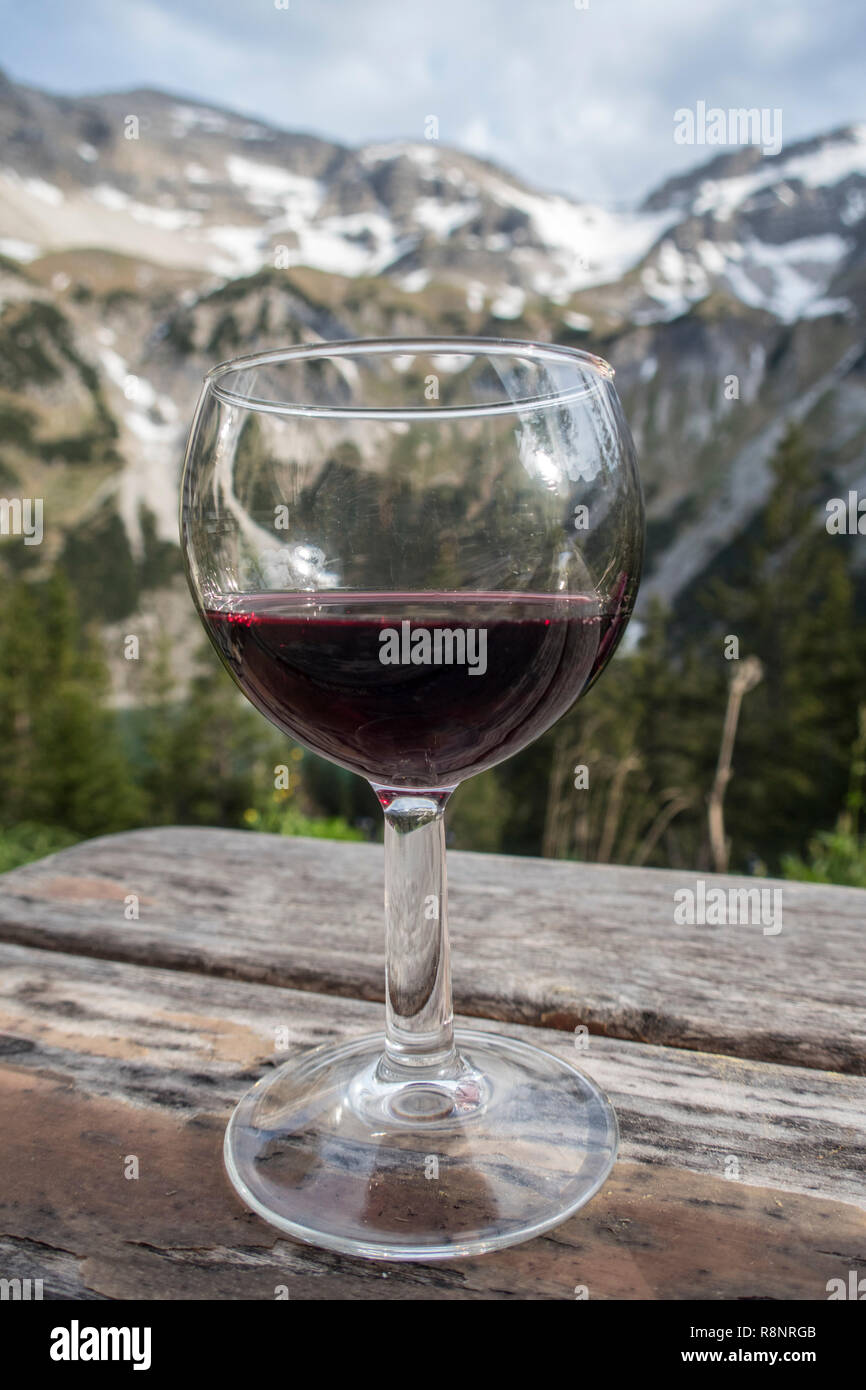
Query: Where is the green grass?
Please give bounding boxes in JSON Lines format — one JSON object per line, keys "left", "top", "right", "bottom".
{"left": 0, "top": 822, "right": 81, "bottom": 873}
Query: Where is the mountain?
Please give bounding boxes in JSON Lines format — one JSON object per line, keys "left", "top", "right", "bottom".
{"left": 0, "top": 70, "right": 864, "bottom": 698}
{"left": 0, "top": 75, "right": 680, "bottom": 301}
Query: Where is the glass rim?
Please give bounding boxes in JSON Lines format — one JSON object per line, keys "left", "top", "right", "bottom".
{"left": 203, "top": 336, "right": 615, "bottom": 422}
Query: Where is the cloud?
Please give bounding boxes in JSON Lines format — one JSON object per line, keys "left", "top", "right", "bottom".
{"left": 0, "top": 0, "right": 863, "bottom": 202}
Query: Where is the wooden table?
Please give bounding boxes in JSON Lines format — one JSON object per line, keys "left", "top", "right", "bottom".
{"left": 0, "top": 827, "right": 863, "bottom": 1300}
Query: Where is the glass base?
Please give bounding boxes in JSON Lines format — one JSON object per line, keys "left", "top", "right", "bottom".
{"left": 224, "top": 1028, "right": 618, "bottom": 1261}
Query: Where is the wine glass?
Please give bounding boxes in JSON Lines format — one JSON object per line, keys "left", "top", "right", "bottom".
{"left": 180, "top": 337, "right": 643, "bottom": 1261}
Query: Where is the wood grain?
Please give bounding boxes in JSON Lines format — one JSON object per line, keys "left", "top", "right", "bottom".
{"left": 0, "top": 941, "right": 863, "bottom": 1299}
{"left": 1, "top": 827, "right": 864, "bottom": 1071}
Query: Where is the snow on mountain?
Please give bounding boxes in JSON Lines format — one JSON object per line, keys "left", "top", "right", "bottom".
{"left": 690, "top": 124, "right": 866, "bottom": 218}
{"left": 96, "top": 338, "right": 184, "bottom": 556}
{"left": 634, "top": 126, "right": 866, "bottom": 321}
{"left": 0, "top": 125, "right": 677, "bottom": 295}
{"left": 636, "top": 231, "right": 854, "bottom": 323}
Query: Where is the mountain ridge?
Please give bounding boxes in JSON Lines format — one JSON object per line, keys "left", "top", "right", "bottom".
{"left": 6, "top": 69, "right": 863, "bottom": 321}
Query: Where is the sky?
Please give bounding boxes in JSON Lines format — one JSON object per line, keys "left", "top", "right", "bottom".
{"left": 0, "top": 0, "right": 863, "bottom": 204}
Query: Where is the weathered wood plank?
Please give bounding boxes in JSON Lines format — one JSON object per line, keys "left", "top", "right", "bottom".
{"left": 0, "top": 1237, "right": 109, "bottom": 1301}
{"left": 0, "top": 942, "right": 863, "bottom": 1299}
{"left": 1, "top": 827, "right": 864, "bottom": 1071}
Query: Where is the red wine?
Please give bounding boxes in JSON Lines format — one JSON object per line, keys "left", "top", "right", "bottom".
{"left": 203, "top": 592, "right": 628, "bottom": 789}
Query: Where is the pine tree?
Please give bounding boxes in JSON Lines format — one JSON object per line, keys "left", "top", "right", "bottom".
{"left": 700, "top": 426, "right": 866, "bottom": 868}
{"left": 138, "top": 635, "right": 285, "bottom": 828}
{"left": 0, "top": 571, "right": 143, "bottom": 836}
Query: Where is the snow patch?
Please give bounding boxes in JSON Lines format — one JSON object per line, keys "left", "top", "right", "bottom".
{"left": 99, "top": 347, "right": 183, "bottom": 554}
{"left": 693, "top": 129, "right": 866, "bottom": 219}
{"left": 431, "top": 353, "right": 474, "bottom": 374}
{"left": 640, "top": 239, "right": 711, "bottom": 318}
{"left": 2, "top": 169, "right": 64, "bottom": 205}
{"left": 638, "top": 230, "right": 850, "bottom": 322}
{"left": 562, "top": 310, "right": 593, "bottom": 332}
{"left": 185, "top": 163, "right": 211, "bottom": 185}
{"left": 413, "top": 198, "right": 480, "bottom": 238}
{"left": 841, "top": 188, "right": 866, "bottom": 225}
{"left": 801, "top": 296, "right": 852, "bottom": 318}
{"left": 204, "top": 225, "right": 268, "bottom": 276}
{"left": 397, "top": 268, "right": 431, "bottom": 292}
{"left": 226, "top": 155, "right": 322, "bottom": 217}
{"left": 490, "top": 285, "right": 526, "bottom": 319}
{"left": 465, "top": 281, "right": 485, "bottom": 312}
{"left": 171, "top": 105, "right": 229, "bottom": 137}
{"left": 483, "top": 173, "right": 678, "bottom": 293}
{"left": 221, "top": 155, "right": 408, "bottom": 276}
{"left": 91, "top": 184, "right": 201, "bottom": 230}
{"left": 725, "top": 234, "right": 851, "bottom": 320}
{"left": 360, "top": 141, "right": 441, "bottom": 172}
{"left": 0, "top": 237, "right": 39, "bottom": 262}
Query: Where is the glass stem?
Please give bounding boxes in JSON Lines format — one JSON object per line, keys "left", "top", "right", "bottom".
{"left": 374, "top": 789, "right": 458, "bottom": 1075}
